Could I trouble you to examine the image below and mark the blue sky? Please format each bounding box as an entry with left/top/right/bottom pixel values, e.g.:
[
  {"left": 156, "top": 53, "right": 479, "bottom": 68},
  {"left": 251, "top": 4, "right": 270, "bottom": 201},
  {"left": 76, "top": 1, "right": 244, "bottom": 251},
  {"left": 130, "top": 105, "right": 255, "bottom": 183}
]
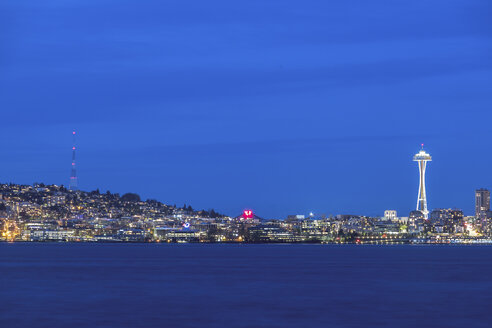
[{"left": 0, "top": 0, "right": 491, "bottom": 218}]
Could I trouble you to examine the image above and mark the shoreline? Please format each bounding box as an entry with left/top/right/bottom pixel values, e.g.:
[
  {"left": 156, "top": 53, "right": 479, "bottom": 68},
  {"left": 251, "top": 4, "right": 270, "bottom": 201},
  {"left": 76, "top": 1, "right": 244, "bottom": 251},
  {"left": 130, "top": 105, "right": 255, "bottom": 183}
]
[{"left": 3, "top": 240, "right": 492, "bottom": 245}]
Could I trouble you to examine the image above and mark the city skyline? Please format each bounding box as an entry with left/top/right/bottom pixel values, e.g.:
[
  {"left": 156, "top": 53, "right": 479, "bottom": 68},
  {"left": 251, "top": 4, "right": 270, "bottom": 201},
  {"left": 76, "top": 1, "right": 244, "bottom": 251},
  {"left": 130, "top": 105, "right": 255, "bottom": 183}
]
[{"left": 1, "top": 181, "right": 491, "bottom": 244}]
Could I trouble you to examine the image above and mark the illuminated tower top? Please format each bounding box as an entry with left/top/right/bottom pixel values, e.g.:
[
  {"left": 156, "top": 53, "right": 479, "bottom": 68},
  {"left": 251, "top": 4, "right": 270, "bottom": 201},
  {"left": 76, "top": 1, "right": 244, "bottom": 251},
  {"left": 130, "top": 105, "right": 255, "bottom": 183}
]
[{"left": 413, "top": 145, "right": 432, "bottom": 162}]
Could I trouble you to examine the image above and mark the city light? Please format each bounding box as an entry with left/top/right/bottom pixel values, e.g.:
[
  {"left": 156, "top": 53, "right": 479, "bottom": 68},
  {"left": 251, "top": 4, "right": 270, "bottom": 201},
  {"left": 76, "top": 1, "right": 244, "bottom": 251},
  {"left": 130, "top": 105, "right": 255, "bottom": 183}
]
[{"left": 243, "top": 210, "right": 253, "bottom": 219}]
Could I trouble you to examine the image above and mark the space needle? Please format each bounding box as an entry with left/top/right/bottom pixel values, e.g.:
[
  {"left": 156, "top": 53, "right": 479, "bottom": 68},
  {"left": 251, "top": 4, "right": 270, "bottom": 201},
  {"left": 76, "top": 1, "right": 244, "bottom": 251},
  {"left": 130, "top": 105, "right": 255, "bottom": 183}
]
[{"left": 413, "top": 144, "right": 432, "bottom": 219}]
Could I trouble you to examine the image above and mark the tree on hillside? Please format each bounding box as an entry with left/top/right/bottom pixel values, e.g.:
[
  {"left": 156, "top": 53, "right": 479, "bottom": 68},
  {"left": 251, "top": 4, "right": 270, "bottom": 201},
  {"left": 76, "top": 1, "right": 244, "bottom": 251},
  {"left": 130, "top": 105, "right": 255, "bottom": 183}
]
[{"left": 121, "top": 193, "right": 141, "bottom": 202}]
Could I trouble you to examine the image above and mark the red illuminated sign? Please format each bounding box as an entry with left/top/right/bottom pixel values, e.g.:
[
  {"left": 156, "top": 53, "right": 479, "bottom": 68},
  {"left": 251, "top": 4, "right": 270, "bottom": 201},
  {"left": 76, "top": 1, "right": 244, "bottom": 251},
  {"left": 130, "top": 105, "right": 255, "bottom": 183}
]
[{"left": 243, "top": 210, "right": 253, "bottom": 219}]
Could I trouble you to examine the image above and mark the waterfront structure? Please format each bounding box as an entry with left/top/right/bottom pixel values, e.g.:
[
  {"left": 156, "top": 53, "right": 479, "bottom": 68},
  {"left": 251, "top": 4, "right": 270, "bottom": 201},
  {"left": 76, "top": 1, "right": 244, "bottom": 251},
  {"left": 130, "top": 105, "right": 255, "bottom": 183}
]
[
  {"left": 154, "top": 228, "right": 200, "bottom": 242},
  {"left": 69, "top": 131, "right": 78, "bottom": 190},
  {"left": 475, "top": 189, "right": 490, "bottom": 219},
  {"left": 248, "top": 224, "right": 303, "bottom": 243},
  {"left": 413, "top": 145, "right": 432, "bottom": 219}
]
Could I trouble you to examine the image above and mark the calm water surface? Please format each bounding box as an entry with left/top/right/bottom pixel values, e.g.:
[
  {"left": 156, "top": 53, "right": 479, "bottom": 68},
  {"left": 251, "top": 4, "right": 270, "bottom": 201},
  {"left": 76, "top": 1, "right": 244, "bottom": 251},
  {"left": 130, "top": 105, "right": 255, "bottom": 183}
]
[{"left": 1, "top": 243, "right": 492, "bottom": 328}]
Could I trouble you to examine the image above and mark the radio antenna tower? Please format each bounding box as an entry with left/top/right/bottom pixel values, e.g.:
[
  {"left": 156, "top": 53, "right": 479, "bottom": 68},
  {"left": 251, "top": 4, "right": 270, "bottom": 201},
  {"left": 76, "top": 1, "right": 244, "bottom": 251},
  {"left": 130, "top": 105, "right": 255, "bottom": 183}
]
[
  {"left": 69, "top": 131, "right": 78, "bottom": 191},
  {"left": 413, "top": 144, "right": 432, "bottom": 219}
]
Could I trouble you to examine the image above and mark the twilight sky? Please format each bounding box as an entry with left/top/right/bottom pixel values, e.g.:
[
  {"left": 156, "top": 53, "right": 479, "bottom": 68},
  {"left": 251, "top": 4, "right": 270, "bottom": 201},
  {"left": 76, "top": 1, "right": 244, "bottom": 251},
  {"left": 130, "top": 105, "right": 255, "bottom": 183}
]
[{"left": 0, "top": 0, "right": 491, "bottom": 218}]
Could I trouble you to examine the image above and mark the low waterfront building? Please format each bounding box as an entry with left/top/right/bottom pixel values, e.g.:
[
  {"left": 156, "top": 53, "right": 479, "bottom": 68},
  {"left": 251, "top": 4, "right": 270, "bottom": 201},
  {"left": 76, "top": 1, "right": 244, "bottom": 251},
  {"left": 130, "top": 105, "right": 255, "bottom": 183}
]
[
  {"left": 154, "top": 228, "right": 199, "bottom": 242},
  {"left": 29, "top": 229, "right": 75, "bottom": 242}
]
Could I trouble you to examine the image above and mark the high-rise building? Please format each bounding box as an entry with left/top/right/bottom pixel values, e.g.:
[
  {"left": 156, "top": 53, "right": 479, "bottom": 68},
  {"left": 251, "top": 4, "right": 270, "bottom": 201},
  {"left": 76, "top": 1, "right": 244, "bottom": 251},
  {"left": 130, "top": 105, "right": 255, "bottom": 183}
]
[
  {"left": 475, "top": 189, "right": 490, "bottom": 218},
  {"left": 413, "top": 145, "right": 432, "bottom": 219}
]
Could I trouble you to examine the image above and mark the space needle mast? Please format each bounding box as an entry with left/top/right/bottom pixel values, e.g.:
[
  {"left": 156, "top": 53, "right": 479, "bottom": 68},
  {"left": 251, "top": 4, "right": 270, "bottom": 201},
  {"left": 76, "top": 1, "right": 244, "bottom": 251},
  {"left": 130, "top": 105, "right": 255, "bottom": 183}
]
[{"left": 413, "top": 144, "right": 432, "bottom": 219}]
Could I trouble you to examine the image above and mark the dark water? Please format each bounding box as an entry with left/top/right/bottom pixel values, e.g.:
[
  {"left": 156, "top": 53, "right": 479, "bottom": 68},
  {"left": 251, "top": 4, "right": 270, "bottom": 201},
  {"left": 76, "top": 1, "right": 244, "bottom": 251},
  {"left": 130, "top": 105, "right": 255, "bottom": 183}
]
[{"left": 1, "top": 244, "right": 492, "bottom": 328}]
